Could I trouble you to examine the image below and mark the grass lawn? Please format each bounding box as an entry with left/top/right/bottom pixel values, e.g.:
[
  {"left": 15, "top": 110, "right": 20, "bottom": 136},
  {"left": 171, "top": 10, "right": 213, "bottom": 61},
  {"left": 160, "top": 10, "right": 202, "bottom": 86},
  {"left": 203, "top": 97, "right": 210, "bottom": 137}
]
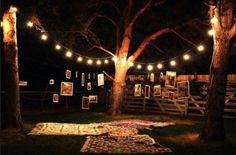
[{"left": 1, "top": 109, "right": 235, "bottom": 155}]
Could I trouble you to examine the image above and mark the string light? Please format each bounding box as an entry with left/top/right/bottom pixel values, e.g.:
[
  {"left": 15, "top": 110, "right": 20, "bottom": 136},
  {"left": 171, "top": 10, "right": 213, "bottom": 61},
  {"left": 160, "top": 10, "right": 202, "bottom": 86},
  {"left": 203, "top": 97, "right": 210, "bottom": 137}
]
[
  {"left": 65, "top": 51, "right": 73, "bottom": 58},
  {"left": 183, "top": 54, "right": 190, "bottom": 60},
  {"left": 10, "top": 6, "right": 18, "bottom": 12},
  {"left": 87, "top": 59, "right": 93, "bottom": 65},
  {"left": 41, "top": 34, "right": 48, "bottom": 41},
  {"left": 208, "top": 29, "right": 215, "bottom": 36},
  {"left": 96, "top": 60, "right": 101, "bottom": 65},
  {"left": 197, "top": 45, "right": 205, "bottom": 51},
  {"left": 137, "top": 64, "right": 142, "bottom": 69},
  {"left": 112, "top": 56, "right": 118, "bottom": 64},
  {"left": 55, "top": 44, "right": 61, "bottom": 50},
  {"left": 129, "top": 62, "right": 134, "bottom": 67},
  {"left": 147, "top": 65, "right": 153, "bottom": 71},
  {"left": 26, "top": 21, "right": 34, "bottom": 28},
  {"left": 170, "top": 60, "right": 176, "bottom": 66},
  {"left": 77, "top": 56, "right": 83, "bottom": 62},
  {"left": 121, "top": 58, "right": 127, "bottom": 65},
  {"left": 104, "top": 59, "right": 109, "bottom": 64},
  {"left": 210, "top": 17, "right": 218, "bottom": 24},
  {"left": 157, "top": 63, "right": 163, "bottom": 69}
]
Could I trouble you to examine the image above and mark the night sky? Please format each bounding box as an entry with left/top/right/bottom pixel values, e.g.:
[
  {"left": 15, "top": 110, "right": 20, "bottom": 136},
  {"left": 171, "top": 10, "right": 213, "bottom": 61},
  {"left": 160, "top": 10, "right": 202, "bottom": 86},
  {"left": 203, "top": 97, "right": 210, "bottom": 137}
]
[{"left": 1, "top": 0, "right": 236, "bottom": 91}]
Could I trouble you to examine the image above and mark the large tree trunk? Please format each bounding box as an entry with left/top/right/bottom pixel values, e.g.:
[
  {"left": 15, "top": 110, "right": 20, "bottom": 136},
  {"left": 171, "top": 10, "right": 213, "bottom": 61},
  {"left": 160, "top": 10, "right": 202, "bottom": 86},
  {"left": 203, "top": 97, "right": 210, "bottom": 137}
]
[
  {"left": 108, "top": 62, "right": 128, "bottom": 115},
  {"left": 200, "top": 0, "right": 235, "bottom": 141},
  {"left": 3, "top": 6, "right": 23, "bottom": 128}
]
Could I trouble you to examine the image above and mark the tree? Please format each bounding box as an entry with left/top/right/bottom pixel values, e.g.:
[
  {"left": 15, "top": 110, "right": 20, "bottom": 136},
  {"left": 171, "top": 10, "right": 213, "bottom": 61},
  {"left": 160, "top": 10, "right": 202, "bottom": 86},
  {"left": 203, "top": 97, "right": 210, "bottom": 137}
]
[
  {"left": 3, "top": 6, "right": 23, "bottom": 128},
  {"left": 200, "top": 0, "right": 235, "bottom": 141}
]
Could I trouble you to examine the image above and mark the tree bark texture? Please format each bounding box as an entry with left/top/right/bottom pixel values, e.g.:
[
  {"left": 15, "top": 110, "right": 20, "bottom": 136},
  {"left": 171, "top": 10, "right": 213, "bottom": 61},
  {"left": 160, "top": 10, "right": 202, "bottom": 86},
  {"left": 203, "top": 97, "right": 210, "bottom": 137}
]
[{"left": 3, "top": 7, "right": 23, "bottom": 128}]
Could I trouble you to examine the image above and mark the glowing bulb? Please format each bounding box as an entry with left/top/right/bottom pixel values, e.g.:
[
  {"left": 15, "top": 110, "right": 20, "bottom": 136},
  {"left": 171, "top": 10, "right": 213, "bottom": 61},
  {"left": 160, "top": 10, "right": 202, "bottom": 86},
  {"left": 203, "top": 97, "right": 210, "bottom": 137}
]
[
  {"left": 210, "top": 17, "right": 218, "bottom": 24},
  {"left": 197, "top": 45, "right": 205, "bottom": 51},
  {"left": 87, "top": 59, "right": 93, "bottom": 65},
  {"left": 112, "top": 56, "right": 118, "bottom": 63},
  {"left": 55, "top": 44, "right": 61, "bottom": 50},
  {"left": 41, "top": 34, "right": 48, "bottom": 41},
  {"left": 183, "top": 54, "right": 190, "bottom": 60},
  {"left": 147, "top": 65, "right": 153, "bottom": 71},
  {"left": 26, "top": 21, "right": 34, "bottom": 27},
  {"left": 77, "top": 56, "right": 83, "bottom": 62},
  {"left": 208, "top": 29, "right": 215, "bottom": 36},
  {"left": 96, "top": 60, "right": 101, "bottom": 65},
  {"left": 137, "top": 64, "right": 142, "bottom": 69},
  {"left": 121, "top": 58, "right": 126, "bottom": 64},
  {"left": 129, "top": 62, "right": 134, "bottom": 67},
  {"left": 10, "top": 6, "right": 18, "bottom": 12},
  {"left": 170, "top": 60, "right": 176, "bottom": 66},
  {"left": 104, "top": 59, "right": 109, "bottom": 64},
  {"left": 157, "top": 63, "right": 163, "bottom": 69},
  {"left": 65, "top": 51, "right": 73, "bottom": 58}
]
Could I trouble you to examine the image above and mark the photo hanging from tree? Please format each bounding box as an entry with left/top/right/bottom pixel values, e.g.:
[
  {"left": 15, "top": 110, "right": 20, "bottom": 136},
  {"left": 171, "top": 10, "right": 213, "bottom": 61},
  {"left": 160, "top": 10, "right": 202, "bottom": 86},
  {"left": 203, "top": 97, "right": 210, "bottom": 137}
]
[
  {"left": 145, "top": 85, "right": 150, "bottom": 99},
  {"left": 60, "top": 82, "right": 73, "bottom": 96},
  {"left": 52, "top": 94, "right": 59, "bottom": 103},
  {"left": 82, "top": 96, "right": 90, "bottom": 110},
  {"left": 168, "top": 91, "right": 175, "bottom": 100},
  {"left": 75, "top": 71, "right": 78, "bottom": 78},
  {"left": 97, "top": 73, "right": 105, "bottom": 86},
  {"left": 66, "top": 69, "right": 71, "bottom": 79},
  {"left": 89, "top": 95, "right": 98, "bottom": 103},
  {"left": 49, "top": 79, "right": 54, "bottom": 85},
  {"left": 165, "top": 71, "right": 176, "bottom": 88},
  {"left": 162, "top": 91, "right": 169, "bottom": 99},
  {"left": 87, "top": 82, "right": 92, "bottom": 90},
  {"left": 177, "top": 81, "right": 190, "bottom": 98},
  {"left": 81, "top": 73, "right": 85, "bottom": 86},
  {"left": 154, "top": 85, "right": 161, "bottom": 96},
  {"left": 134, "top": 84, "right": 142, "bottom": 96},
  {"left": 150, "top": 73, "right": 155, "bottom": 82}
]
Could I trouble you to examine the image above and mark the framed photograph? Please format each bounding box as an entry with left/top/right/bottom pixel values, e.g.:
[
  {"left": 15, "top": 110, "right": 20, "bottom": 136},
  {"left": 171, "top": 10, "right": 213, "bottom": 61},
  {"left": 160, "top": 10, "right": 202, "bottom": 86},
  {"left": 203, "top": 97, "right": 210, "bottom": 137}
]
[
  {"left": 145, "top": 85, "right": 150, "bottom": 99},
  {"left": 150, "top": 73, "right": 155, "bottom": 82},
  {"left": 75, "top": 71, "right": 78, "bottom": 78},
  {"left": 60, "top": 82, "right": 73, "bottom": 96},
  {"left": 53, "top": 94, "right": 59, "bottom": 103},
  {"left": 168, "top": 91, "right": 175, "bottom": 100},
  {"left": 134, "top": 84, "right": 142, "bottom": 97},
  {"left": 66, "top": 69, "right": 71, "bottom": 79},
  {"left": 87, "top": 82, "right": 92, "bottom": 90},
  {"left": 162, "top": 91, "right": 169, "bottom": 99},
  {"left": 81, "top": 73, "right": 85, "bottom": 86},
  {"left": 154, "top": 85, "right": 162, "bottom": 96},
  {"left": 82, "top": 96, "right": 90, "bottom": 110},
  {"left": 19, "top": 81, "right": 27, "bottom": 86},
  {"left": 49, "top": 79, "right": 54, "bottom": 85},
  {"left": 97, "top": 73, "right": 105, "bottom": 86},
  {"left": 89, "top": 95, "right": 98, "bottom": 103},
  {"left": 165, "top": 71, "right": 176, "bottom": 88},
  {"left": 177, "top": 81, "right": 190, "bottom": 98}
]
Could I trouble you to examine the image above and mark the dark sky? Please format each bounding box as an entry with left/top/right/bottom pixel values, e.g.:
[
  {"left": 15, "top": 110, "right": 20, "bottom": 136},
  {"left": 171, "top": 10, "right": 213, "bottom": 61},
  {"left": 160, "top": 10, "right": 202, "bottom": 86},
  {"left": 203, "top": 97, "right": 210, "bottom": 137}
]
[{"left": 1, "top": 0, "right": 236, "bottom": 90}]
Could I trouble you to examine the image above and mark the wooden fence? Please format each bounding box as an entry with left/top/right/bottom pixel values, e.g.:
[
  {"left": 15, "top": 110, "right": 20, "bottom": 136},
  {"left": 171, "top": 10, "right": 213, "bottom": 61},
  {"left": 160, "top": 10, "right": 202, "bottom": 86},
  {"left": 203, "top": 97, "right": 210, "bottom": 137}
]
[{"left": 123, "top": 81, "right": 236, "bottom": 118}]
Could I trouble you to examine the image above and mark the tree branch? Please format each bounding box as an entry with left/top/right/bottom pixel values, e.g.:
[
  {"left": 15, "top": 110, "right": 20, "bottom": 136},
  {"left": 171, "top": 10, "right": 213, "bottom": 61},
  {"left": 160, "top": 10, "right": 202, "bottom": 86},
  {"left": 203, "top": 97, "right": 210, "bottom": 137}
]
[
  {"left": 171, "top": 29, "right": 197, "bottom": 47},
  {"left": 228, "top": 24, "right": 236, "bottom": 40},
  {"left": 95, "top": 45, "right": 115, "bottom": 56}
]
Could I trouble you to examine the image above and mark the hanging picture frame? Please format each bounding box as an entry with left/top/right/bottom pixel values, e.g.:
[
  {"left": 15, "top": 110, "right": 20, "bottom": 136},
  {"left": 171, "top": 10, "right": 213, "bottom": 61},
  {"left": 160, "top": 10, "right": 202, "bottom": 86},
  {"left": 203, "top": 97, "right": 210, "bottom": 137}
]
[
  {"left": 177, "top": 81, "right": 190, "bottom": 98},
  {"left": 52, "top": 94, "right": 59, "bottom": 103},
  {"left": 75, "top": 71, "right": 78, "bottom": 78},
  {"left": 145, "top": 85, "right": 150, "bottom": 99},
  {"left": 168, "top": 91, "right": 175, "bottom": 100},
  {"left": 150, "top": 73, "right": 155, "bottom": 82},
  {"left": 89, "top": 95, "right": 98, "bottom": 103},
  {"left": 88, "top": 73, "right": 91, "bottom": 79},
  {"left": 66, "top": 69, "right": 71, "bottom": 79},
  {"left": 60, "top": 82, "right": 73, "bottom": 96},
  {"left": 81, "top": 73, "right": 85, "bottom": 86},
  {"left": 97, "top": 73, "right": 105, "bottom": 86},
  {"left": 154, "top": 85, "right": 161, "bottom": 96},
  {"left": 162, "top": 91, "right": 169, "bottom": 99},
  {"left": 134, "top": 84, "right": 142, "bottom": 97},
  {"left": 165, "top": 71, "right": 176, "bottom": 88},
  {"left": 82, "top": 96, "right": 90, "bottom": 110},
  {"left": 87, "top": 82, "right": 92, "bottom": 90},
  {"left": 49, "top": 79, "right": 54, "bottom": 85}
]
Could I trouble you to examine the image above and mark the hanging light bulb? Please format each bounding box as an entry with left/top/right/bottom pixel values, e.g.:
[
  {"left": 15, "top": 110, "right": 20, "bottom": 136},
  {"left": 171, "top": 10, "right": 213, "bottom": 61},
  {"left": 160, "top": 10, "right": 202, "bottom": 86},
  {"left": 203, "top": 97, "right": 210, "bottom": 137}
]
[
  {"left": 41, "top": 34, "right": 48, "bottom": 41},
  {"left": 197, "top": 45, "right": 205, "bottom": 51},
  {"left": 137, "top": 64, "right": 142, "bottom": 69},
  {"left": 55, "top": 44, "right": 61, "bottom": 50},
  {"left": 96, "top": 60, "right": 101, "bottom": 65},
  {"left": 1, "top": 21, "right": 3, "bottom": 28},
  {"left": 170, "top": 60, "right": 176, "bottom": 66},
  {"left": 26, "top": 21, "right": 34, "bottom": 28},
  {"left": 157, "top": 63, "right": 163, "bottom": 69},
  {"left": 10, "top": 6, "right": 18, "bottom": 12},
  {"left": 210, "top": 17, "right": 218, "bottom": 24},
  {"left": 104, "top": 59, "right": 109, "bottom": 64},
  {"left": 65, "top": 51, "right": 73, "bottom": 58},
  {"left": 183, "top": 54, "right": 190, "bottom": 60},
  {"left": 147, "top": 65, "right": 153, "bottom": 71},
  {"left": 112, "top": 56, "right": 118, "bottom": 64},
  {"left": 129, "top": 62, "right": 134, "bottom": 67},
  {"left": 87, "top": 59, "right": 93, "bottom": 65},
  {"left": 208, "top": 29, "right": 215, "bottom": 36},
  {"left": 77, "top": 56, "right": 83, "bottom": 62},
  {"left": 121, "top": 58, "right": 127, "bottom": 65}
]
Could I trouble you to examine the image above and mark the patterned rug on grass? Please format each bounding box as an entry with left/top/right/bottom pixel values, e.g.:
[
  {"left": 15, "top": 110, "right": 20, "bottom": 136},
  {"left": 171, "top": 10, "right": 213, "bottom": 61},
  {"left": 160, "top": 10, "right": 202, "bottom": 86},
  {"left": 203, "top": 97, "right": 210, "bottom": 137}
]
[
  {"left": 80, "top": 135, "right": 172, "bottom": 154},
  {"left": 28, "top": 120, "right": 174, "bottom": 135}
]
